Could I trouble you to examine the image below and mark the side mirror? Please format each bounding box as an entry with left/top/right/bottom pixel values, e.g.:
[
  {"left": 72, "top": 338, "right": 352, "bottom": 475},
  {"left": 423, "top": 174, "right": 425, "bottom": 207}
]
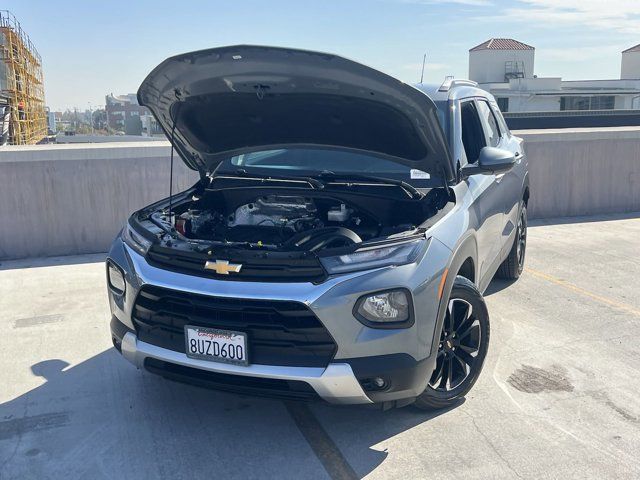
[{"left": 461, "top": 147, "right": 516, "bottom": 177}]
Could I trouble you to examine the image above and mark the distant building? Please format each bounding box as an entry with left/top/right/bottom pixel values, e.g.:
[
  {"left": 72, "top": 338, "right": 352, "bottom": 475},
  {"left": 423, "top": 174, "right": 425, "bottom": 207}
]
[
  {"left": 105, "top": 93, "right": 149, "bottom": 134},
  {"left": 621, "top": 44, "right": 640, "bottom": 80},
  {"left": 469, "top": 38, "right": 640, "bottom": 113},
  {"left": 105, "top": 93, "right": 164, "bottom": 136},
  {"left": 46, "top": 106, "right": 55, "bottom": 133}
]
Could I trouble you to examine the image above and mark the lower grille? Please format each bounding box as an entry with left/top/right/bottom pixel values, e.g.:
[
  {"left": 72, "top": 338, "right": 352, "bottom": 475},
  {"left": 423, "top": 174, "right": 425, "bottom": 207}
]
[
  {"left": 132, "top": 285, "right": 337, "bottom": 368},
  {"left": 144, "top": 358, "right": 319, "bottom": 401}
]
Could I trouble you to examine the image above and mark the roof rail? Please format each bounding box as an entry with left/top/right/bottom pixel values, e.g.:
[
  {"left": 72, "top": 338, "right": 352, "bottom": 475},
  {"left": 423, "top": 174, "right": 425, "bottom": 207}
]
[{"left": 438, "top": 78, "right": 479, "bottom": 92}]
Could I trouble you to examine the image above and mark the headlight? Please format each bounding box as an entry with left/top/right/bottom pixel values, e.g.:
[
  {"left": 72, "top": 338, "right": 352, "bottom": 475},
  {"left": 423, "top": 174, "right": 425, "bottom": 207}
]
[
  {"left": 122, "top": 221, "right": 152, "bottom": 256},
  {"left": 320, "top": 239, "right": 426, "bottom": 274},
  {"left": 107, "top": 261, "right": 126, "bottom": 295},
  {"left": 354, "top": 289, "right": 413, "bottom": 327}
]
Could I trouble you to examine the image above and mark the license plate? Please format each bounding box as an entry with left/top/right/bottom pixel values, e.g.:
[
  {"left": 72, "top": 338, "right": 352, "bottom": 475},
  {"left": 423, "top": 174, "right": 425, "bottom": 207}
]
[{"left": 184, "top": 326, "right": 248, "bottom": 366}]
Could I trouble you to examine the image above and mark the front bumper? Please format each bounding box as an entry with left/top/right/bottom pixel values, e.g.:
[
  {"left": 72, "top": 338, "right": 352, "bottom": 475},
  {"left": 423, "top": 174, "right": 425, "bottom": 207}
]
[
  {"left": 120, "top": 329, "right": 372, "bottom": 404},
  {"left": 108, "top": 237, "right": 450, "bottom": 405}
]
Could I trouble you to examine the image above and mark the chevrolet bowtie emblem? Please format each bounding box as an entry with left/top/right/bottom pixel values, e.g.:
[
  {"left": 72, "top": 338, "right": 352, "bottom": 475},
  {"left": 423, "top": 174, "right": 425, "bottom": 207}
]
[{"left": 204, "top": 260, "right": 242, "bottom": 275}]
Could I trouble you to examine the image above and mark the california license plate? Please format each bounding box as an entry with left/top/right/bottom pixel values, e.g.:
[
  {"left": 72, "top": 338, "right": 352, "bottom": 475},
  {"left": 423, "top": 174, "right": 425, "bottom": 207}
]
[{"left": 184, "top": 326, "right": 248, "bottom": 366}]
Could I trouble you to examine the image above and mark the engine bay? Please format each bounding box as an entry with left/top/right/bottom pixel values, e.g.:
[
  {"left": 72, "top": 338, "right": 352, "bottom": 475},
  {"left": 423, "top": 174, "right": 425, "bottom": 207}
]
[
  {"left": 165, "top": 194, "right": 418, "bottom": 252},
  {"left": 140, "top": 184, "right": 450, "bottom": 255}
]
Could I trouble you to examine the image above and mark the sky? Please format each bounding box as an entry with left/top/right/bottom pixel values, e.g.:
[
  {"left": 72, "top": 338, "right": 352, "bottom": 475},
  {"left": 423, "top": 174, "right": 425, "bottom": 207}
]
[{"left": 5, "top": 0, "right": 639, "bottom": 111}]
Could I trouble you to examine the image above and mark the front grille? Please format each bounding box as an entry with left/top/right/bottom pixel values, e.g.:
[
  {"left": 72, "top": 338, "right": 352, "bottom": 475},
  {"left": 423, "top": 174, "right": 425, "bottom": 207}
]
[
  {"left": 132, "top": 285, "right": 337, "bottom": 368},
  {"left": 144, "top": 358, "right": 319, "bottom": 400},
  {"left": 146, "top": 245, "right": 327, "bottom": 283}
]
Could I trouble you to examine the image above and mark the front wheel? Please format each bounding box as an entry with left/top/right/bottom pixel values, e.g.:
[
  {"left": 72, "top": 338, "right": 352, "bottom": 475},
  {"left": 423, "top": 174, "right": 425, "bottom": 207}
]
[{"left": 414, "top": 276, "right": 490, "bottom": 410}]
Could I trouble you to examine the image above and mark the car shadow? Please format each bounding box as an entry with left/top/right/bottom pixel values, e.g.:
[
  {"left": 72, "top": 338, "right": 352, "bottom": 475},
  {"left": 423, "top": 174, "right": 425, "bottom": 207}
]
[
  {"left": 484, "top": 277, "right": 517, "bottom": 296},
  {"left": 0, "top": 349, "right": 460, "bottom": 479},
  {"left": 0, "top": 253, "right": 107, "bottom": 271},
  {"left": 528, "top": 211, "right": 640, "bottom": 227}
]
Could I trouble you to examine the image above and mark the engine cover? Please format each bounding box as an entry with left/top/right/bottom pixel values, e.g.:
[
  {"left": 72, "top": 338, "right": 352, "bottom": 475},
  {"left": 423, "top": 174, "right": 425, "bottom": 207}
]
[{"left": 228, "top": 195, "right": 318, "bottom": 231}]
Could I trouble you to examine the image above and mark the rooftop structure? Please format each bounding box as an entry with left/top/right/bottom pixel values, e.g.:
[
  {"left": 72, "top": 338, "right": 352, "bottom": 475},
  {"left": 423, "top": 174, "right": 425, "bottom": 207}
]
[
  {"left": 621, "top": 44, "right": 640, "bottom": 80},
  {"left": 469, "top": 38, "right": 640, "bottom": 113},
  {"left": 0, "top": 10, "right": 47, "bottom": 144},
  {"left": 470, "top": 38, "right": 534, "bottom": 52},
  {"left": 622, "top": 44, "right": 640, "bottom": 54}
]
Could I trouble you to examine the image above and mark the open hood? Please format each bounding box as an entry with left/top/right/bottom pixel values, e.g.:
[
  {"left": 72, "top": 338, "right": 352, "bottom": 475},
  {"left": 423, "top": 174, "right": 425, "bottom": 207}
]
[{"left": 138, "top": 45, "right": 454, "bottom": 182}]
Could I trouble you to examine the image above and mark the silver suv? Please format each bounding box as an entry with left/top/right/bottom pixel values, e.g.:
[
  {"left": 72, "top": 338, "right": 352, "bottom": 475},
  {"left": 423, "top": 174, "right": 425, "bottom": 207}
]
[{"left": 106, "top": 46, "right": 529, "bottom": 409}]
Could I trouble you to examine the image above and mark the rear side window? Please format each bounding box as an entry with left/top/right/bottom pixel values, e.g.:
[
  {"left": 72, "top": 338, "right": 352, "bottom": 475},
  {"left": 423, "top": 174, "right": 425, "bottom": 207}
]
[{"left": 476, "top": 100, "right": 501, "bottom": 147}]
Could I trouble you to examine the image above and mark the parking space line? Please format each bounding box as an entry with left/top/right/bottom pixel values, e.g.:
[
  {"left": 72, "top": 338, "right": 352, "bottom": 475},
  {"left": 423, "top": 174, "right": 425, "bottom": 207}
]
[
  {"left": 284, "top": 401, "right": 358, "bottom": 480},
  {"left": 527, "top": 268, "right": 640, "bottom": 318}
]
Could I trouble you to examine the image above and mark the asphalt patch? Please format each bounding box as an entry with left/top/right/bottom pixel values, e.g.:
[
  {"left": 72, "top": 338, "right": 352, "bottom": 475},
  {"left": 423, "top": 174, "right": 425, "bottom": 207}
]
[
  {"left": 507, "top": 364, "right": 574, "bottom": 393},
  {"left": 0, "top": 412, "right": 70, "bottom": 440},
  {"left": 13, "top": 314, "right": 64, "bottom": 329}
]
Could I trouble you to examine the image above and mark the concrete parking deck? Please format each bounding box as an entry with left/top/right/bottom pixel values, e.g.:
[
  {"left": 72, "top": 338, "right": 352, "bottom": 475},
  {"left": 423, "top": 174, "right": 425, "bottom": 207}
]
[{"left": 1, "top": 213, "right": 639, "bottom": 479}]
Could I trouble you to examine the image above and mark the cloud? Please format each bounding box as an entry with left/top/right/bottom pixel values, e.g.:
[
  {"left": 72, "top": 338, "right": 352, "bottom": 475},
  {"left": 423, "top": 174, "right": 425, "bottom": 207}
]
[
  {"left": 402, "top": 62, "right": 450, "bottom": 71},
  {"left": 396, "top": 0, "right": 493, "bottom": 6},
  {"left": 502, "top": 1, "right": 640, "bottom": 34},
  {"left": 542, "top": 45, "right": 629, "bottom": 62}
]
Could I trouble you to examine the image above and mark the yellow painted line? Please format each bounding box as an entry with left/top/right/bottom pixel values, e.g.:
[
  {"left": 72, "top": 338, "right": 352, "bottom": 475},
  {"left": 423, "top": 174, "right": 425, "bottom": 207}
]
[{"left": 527, "top": 268, "right": 640, "bottom": 318}]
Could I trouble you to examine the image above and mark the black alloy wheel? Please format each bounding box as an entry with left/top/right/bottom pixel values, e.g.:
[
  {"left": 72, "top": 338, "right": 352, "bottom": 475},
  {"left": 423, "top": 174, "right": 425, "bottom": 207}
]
[
  {"left": 516, "top": 206, "right": 527, "bottom": 271},
  {"left": 415, "top": 276, "right": 490, "bottom": 410},
  {"left": 428, "top": 298, "right": 481, "bottom": 391}
]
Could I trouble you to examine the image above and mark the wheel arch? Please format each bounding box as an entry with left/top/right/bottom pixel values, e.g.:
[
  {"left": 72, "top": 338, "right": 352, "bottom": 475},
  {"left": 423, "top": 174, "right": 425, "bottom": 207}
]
[
  {"left": 447, "top": 235, "right": 479, "bottom": 285},
  {"left": 457, "top": 257, "right": 475, "bottom": 284},
  {"left": 522, "top": 171, "right": 530, "bottom": 206},
  {"left": 428, "top": 234, "right": 479, "bottom": 357}
]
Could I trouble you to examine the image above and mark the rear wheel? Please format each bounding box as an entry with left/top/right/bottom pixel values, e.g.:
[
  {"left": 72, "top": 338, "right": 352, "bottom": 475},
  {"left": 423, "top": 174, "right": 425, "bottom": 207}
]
[
  {"left": 497, "top": 203, "right": 527, "bottom": 280},
  {"left": 414, "top": 276, "right": 490, "bottom": 410}
]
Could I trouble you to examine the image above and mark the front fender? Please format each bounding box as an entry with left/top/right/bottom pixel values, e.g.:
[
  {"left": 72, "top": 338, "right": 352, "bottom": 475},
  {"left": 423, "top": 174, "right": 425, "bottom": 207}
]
[{"left": 427, "top": 234, "right": 479, "bottom": 357}]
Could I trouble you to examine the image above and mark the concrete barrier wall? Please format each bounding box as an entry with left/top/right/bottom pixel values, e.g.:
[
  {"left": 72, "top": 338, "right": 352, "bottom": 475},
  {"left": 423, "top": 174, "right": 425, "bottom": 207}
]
[
  {"left": 1, "top": 127, "right": 639, "bottom": 260},
  {"left": 516, "top": 127, "right": 640, "bottom": 219},
  {"left": 0, "top": 143, "right": 198, "bottom": 260}
]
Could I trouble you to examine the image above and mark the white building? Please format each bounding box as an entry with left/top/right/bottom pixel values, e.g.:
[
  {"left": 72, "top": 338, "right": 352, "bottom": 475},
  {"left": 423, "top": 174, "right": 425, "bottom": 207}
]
[
  {"left": 469, "top": 39, "right": 640, "bottom": 112},
  {"left": 621, "top": 44, "right": 640, "bottom": 80}
]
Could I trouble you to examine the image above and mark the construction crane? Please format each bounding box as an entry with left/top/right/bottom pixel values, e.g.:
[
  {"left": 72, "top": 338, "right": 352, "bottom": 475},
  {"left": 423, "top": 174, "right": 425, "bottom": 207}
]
[{"left": 0, "top": 10, "right": 47, "bottom": 145}]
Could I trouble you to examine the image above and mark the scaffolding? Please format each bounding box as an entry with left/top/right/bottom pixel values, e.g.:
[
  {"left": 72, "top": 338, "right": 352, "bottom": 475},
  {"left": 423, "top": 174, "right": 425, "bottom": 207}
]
[{"left": 0, "top": 10, "right": 47, "bottom": 145}]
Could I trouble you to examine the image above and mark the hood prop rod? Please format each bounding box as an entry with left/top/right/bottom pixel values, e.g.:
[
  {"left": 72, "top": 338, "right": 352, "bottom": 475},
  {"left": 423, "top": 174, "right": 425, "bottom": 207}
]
[{"left": 168, "top": 100, "right": 182, "bottom": 225}]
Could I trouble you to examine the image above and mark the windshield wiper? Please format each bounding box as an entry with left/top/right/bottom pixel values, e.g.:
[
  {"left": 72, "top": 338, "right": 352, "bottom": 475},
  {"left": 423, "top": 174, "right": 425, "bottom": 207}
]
[
  {"left": 214, "top": 169, "right": 325, "bottom": 189},
  {"left": 314, "top": 170, "right": 423, "bottom": 199}
]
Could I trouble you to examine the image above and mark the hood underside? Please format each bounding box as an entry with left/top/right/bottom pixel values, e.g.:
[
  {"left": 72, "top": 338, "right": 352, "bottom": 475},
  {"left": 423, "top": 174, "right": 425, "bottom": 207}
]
[{"left": 137, "top": 45, "right": 454, "bottom": 182}]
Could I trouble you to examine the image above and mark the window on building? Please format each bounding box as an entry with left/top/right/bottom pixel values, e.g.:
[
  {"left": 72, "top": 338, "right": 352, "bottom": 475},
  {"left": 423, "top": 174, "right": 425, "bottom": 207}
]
[
  {"left": 560, "top": 96, "right": 615, "bottom": 111},
  {"left": 504, "top": 61, "right": 525, "bottom": 79},
  {"left": 129, "top": 111, "right": 140, "bottom": 116},
  {"left": 496, "top": 97, "right": 509, "bottom": 113}
]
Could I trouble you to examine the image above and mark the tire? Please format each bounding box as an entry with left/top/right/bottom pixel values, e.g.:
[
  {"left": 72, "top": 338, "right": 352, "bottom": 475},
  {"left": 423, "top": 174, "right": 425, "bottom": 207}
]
[
  {"left": 414, "top": 276, "right": 490, "bottom": 410},
  {"left": 497, "top": 203, "right": 527, "bottom": 280}
]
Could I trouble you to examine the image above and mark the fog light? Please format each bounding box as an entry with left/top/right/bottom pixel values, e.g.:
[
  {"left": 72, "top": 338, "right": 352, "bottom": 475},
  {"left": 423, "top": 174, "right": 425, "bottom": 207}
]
[
  {"left": 355, "top": 289, "right": 412, "bottom": 326},
  {"left": 360, "top": 377, "right": 388, "bottom": 391},
  {"left": 107, "top": 262, "right": 126, "bottom": 295}
]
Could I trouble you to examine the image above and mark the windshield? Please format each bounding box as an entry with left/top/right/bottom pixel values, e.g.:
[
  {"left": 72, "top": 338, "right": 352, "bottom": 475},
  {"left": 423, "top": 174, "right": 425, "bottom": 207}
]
[{"left": 217, "top": 148, "right": 443, "bottom": 187}]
